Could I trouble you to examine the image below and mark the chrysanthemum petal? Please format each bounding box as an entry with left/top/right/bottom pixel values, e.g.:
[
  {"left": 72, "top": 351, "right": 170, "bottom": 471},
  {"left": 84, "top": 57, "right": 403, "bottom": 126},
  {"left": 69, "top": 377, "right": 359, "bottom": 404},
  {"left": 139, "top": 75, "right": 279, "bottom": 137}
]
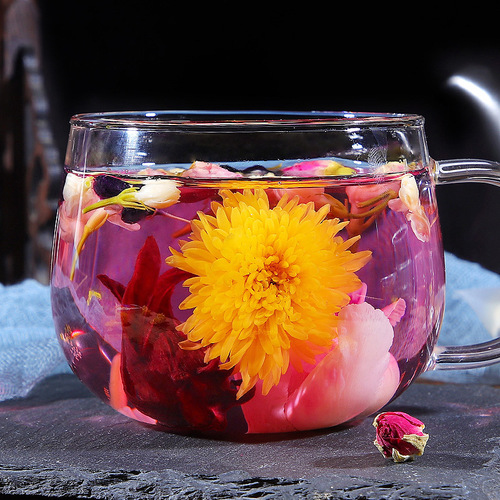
[{"left": 167, "top": 188, "right": 371, "bottom": 397}]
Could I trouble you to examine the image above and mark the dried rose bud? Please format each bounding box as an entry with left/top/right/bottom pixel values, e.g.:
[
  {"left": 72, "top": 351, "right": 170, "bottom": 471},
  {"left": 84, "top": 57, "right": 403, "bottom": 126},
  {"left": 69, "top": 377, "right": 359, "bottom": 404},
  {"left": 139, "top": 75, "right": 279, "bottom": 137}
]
[{"left": 373, "top": 411, "right": 429, "bottom": 462}]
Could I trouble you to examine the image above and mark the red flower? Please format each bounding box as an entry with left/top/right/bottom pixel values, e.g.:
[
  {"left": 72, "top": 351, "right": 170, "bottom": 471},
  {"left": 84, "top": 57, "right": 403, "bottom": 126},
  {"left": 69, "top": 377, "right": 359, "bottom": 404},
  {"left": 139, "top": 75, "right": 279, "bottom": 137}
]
[
  {"left": 98, "top": 236, "right": 252, "bottom": 434},
  {"left": 373, "top": 411, "right": 429, "bottom": 462}
]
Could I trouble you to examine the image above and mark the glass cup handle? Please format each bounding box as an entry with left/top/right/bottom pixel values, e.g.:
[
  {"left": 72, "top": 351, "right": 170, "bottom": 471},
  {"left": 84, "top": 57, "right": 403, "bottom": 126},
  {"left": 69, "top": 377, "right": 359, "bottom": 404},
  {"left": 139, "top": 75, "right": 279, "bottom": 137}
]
[{"left": 429, "top": 158, "right": 500, "bottom": 370}]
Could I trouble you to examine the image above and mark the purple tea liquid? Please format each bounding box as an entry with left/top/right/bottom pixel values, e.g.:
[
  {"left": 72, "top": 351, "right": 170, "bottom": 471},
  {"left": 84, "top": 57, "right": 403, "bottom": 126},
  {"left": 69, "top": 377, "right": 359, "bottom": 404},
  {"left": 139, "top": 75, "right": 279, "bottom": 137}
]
[{"left": 51, "top": 166, "right": 445, "bottom": 434}]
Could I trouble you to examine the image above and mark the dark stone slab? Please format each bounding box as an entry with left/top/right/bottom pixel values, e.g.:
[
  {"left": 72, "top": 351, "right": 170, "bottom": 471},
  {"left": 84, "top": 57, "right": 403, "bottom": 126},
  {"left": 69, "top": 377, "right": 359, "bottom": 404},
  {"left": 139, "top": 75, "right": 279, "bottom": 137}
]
[{"left": 0, "top": 374, "right": 499, "bottom": 498}]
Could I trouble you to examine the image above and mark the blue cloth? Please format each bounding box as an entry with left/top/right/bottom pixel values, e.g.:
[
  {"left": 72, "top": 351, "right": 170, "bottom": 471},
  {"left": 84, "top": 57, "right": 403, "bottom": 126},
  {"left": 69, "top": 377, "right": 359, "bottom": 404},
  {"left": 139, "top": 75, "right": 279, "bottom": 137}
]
[
  {"left": 421, "top": 252, "right": 500, "bottom": 384},
  {"left": 0, "top": 279, "right": 70, "bottom": 401},
  {"left": 0, "top": 252, "right": 500, "bottom": 402}
]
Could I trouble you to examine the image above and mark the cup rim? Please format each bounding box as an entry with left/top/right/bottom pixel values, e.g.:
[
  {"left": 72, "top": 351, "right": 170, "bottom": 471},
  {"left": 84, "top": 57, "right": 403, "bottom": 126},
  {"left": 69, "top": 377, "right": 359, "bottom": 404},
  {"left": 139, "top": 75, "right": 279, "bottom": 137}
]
[{"left": 69, "top": 110, "right": 425, "bottom": 130}]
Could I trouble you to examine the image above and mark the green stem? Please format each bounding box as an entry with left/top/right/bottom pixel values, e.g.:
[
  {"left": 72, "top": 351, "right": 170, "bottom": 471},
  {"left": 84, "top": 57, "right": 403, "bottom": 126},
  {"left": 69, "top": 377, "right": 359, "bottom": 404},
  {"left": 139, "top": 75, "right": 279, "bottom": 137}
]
[{"left": 83, "top": 187, "right": 147, "bottom": 214}]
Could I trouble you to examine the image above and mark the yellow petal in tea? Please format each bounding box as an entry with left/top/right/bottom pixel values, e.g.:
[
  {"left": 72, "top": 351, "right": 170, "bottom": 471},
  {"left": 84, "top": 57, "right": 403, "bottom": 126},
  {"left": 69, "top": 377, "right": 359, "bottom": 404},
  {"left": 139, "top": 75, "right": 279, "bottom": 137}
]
[{"left": 166, "top": 189, "right": 371, "bottom": 398}]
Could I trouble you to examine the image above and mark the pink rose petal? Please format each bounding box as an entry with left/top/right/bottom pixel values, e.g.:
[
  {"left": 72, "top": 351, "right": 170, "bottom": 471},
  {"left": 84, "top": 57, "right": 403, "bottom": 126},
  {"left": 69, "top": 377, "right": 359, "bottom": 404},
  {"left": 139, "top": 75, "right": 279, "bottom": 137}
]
[
  {"left": 382, "top": 298, "right": 406, "bottom": 327},
  {"left": 282, "top": 160, "right": 354, "bottom": 177},
  {"left": 359, "top": 354, "right": 400, "bottom": 418},
  {"left": 285, "top": 302, "right": 399, "bottom": 431},
  {"left": 241, "top": 369, "right": 304, "bottom": 434},
  {"left": 241, "top": 302, "right": 401, "bottom": 433},
  {"left": 349, "top": 282, "right": 368, "bottom": 304},
  {"left": 182, "top": 161, "right": 243, "bottom": 178}
]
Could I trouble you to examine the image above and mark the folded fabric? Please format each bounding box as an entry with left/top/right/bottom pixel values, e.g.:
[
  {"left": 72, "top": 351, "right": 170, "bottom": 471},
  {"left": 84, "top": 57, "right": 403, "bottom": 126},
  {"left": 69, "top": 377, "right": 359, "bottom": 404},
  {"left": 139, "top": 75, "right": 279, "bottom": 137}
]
[
  {"left": 421, "top": 252, "right": 500, "bottom": 384},
  {"left": 0, "top": 252, "right": 499, "bottom": 402},
  {"left": 0, "top": 279, "right": 70, "bottom": 401}
]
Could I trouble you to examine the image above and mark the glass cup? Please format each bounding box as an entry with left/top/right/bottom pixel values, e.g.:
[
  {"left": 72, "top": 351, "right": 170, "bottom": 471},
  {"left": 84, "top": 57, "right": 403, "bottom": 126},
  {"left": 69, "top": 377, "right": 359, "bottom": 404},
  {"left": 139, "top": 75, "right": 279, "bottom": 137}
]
[{"left": 50, "top": 111, "right": 500, "bottom": 435}]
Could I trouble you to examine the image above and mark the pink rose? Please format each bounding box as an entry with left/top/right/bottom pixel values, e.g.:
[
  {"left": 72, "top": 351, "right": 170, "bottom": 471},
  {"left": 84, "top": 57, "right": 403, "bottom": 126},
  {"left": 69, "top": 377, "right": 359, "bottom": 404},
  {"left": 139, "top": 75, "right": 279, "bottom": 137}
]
[
  {"left": 282, "top": 160, "right": 354, "bottom": 177},
  {"left": 284, "top": 302, "right": 399, "bottom": 431},
  {"left": 373, "top": 411, "right": 429, "bottom": 462},
  {"left": 344, "top": 177, "right": 400, "bottom": 237},
  {"left": 241, "top": 302, "right": 401, "bottom": 433},
  {"left": 182, "top": 161, "right": 243, "bottom": 178}
]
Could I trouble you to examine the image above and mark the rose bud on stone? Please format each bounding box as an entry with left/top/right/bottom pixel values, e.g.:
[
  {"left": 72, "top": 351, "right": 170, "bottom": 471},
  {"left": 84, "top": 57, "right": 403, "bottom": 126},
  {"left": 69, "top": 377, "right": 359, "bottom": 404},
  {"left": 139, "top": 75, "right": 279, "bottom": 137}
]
[{"left": 373, "top": 411, "right": 429, "bottom": 462}]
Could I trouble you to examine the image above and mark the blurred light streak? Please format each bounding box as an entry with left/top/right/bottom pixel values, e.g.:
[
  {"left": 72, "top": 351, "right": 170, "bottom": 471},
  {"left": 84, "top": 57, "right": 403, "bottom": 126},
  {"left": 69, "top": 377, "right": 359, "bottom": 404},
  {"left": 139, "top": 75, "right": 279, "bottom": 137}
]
[{"left": 448, "top": 73, "right": 500, "bottom": 156}]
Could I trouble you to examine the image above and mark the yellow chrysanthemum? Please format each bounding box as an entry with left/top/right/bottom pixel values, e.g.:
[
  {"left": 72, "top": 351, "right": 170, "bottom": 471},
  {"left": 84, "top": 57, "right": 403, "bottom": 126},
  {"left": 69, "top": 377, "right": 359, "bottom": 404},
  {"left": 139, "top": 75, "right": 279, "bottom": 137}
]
[{"left": 166, "top": 189, "right": 371, "bottom": 398}]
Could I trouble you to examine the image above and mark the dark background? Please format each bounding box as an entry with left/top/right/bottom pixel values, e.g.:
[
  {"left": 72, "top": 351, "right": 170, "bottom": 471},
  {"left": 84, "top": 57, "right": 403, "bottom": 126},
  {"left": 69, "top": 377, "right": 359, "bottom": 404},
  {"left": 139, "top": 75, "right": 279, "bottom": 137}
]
[{"left": 37, "top": 2, "right": 500, "bottom": 274}]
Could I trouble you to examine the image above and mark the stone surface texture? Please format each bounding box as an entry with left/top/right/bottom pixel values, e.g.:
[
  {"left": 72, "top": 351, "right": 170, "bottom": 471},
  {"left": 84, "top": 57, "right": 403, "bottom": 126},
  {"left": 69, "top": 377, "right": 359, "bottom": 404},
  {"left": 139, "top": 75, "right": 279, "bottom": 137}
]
[{"left": 0, "top": 374, "right": 498, "bottom": 499}]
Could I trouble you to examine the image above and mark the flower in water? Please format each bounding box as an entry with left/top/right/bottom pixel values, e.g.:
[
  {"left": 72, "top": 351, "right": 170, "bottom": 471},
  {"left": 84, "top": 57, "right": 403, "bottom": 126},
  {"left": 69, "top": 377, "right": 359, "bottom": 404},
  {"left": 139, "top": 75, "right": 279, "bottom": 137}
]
[
  {"left": 267, "top": 187, "right": 334, "bottom": 212},
  {"left": 282, "top": 159, "right": 355, "bottom": 177},
  {"left": 59, "top": 173, "right": 100, "bottom": 244},
  {"left": 166, "top": 189, "right": 371, "bottom": 399},
  {"left": 388, "top": 174, "right": 431, "bottom": 242},
  {"left": 373, "top": 411, "right": 429, "bottom": 462},
  {"left": 66, "top": 174, "right": 180, "bottom": 280},
  {"left": 84, "top": 175, "right": 180, "bottom": 213},
  {"left": 98, "top": 236, "right": 251, "bottom": 433},
  {"left": 344, "top": 182, "right": 399, "bottom": 237},
  {"left": 133, "top": 179, "right": 181, "bottom": 209},
  {"left": 60, "top": 174, "right": 135, "bottom": 280},
  {"left": 240, "top": 300, "right": 402, "bottom": 433},
  {"left": 182, "top": 161, "right": 244, "bottom": 178}
]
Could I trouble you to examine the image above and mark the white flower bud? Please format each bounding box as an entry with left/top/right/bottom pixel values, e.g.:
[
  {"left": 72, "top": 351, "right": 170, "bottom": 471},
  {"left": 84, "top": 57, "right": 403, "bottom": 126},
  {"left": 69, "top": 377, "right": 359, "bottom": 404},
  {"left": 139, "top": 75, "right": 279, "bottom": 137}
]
[
  {"left": 63, "top": 173, "right": 92, "bottom": 201},
  {"left": 134, "top": 179, "right": 180, "bottom": 209}
]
